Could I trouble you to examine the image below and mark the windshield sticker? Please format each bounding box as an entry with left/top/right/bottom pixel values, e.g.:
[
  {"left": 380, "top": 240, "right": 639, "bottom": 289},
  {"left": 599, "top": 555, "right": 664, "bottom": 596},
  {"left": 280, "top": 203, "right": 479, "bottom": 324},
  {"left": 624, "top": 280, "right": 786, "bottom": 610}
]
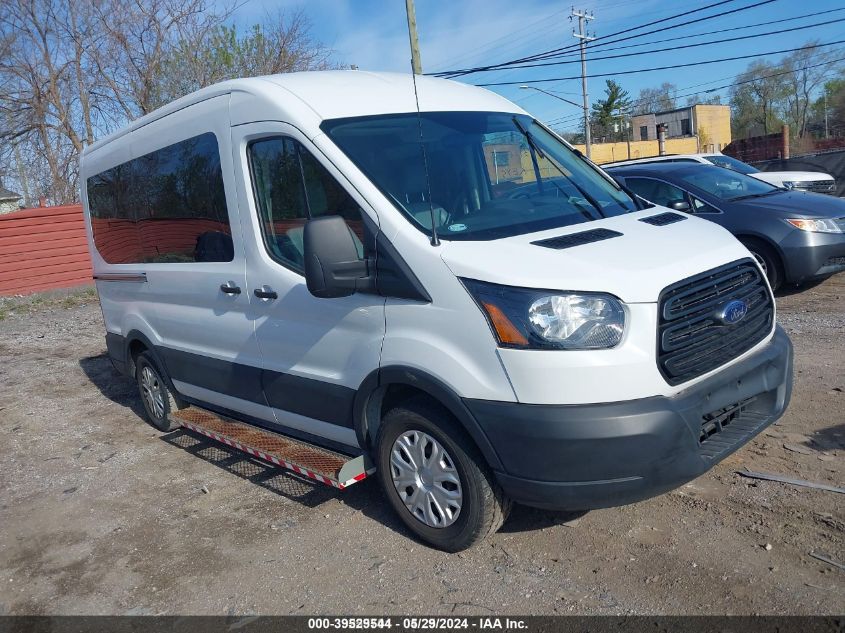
[{"left": 448, "top": 223, "right": 467, "bottom": 232}]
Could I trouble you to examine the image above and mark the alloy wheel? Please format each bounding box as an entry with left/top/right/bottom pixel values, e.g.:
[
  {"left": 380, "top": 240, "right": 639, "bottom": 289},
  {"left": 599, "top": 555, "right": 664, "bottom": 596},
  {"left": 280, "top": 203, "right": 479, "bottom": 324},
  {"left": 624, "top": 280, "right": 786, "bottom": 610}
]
[{"left": 140, "top": 365, "right": 166, "bottom": 420}]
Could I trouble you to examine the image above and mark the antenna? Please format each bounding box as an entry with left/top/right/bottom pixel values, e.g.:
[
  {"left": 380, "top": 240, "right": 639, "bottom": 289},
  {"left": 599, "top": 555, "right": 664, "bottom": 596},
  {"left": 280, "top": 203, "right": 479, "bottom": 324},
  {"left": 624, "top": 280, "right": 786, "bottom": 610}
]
[
  {"left": 406, "top": 0, "right": 440, "bottom": 246},
  {"left": 410, "top": 73, "right": 440, "bottom": 247}
]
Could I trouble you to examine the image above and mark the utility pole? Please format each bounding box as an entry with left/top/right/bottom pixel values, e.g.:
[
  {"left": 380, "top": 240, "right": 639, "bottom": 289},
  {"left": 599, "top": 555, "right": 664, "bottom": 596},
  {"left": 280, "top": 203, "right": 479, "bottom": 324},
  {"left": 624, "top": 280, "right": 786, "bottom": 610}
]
[
  {"left": 405, "top": 0, "right": 423, "bottom": 75},
  {"left": 571, "top": 8, "right": 595, "bottom": 159},
  {"left": 824, "top": 90, "right": 829, "bottom": 139},
  {"left": 616, "top": 106, "right": 631, "bottom": 159}
]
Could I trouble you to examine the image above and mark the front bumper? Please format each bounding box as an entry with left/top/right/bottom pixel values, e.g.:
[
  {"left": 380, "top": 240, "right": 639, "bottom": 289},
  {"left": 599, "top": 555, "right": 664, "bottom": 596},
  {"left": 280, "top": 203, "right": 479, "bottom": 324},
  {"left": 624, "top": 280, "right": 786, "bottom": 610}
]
[
  {"left": 780, "top": 230, "right": 845, "bottom": 283},
  {"left": 464, "top": 326, "right": 793, "bottom": 510}
]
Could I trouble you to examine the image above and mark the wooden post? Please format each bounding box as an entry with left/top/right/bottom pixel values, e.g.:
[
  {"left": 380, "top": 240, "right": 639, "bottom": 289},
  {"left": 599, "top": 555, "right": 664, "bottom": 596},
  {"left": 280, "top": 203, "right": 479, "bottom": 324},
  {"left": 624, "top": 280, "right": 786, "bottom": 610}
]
[{"left": 781, "top": 125, "right": 790, "bottom": 160}]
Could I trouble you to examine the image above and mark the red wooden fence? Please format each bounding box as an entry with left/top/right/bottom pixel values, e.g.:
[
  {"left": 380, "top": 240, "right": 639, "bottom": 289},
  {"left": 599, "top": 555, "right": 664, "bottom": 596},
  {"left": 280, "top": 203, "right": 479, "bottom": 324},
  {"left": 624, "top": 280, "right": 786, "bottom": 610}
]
[{"left": 0, "top": 204, "right": 93, "bottom": 296}]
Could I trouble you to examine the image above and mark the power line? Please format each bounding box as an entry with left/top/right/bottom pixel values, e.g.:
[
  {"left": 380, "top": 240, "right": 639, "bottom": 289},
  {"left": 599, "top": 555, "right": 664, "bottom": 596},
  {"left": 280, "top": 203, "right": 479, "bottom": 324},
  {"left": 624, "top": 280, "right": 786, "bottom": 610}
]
[
  {"left": 436, "top": 0, "right": 778, "bottom": 78},
  {"left": 454, "top": 0, "right": 740, "bottom": 86},
  {"left": 541, "top": 53, "right": 845, "bottom": 127},
  {"left": 465, "top": 16, "right": 845, "bottom": 73},
  {"left": 426, "top": 8, "right": 569, "bottom": 73},
  {"left": 437, "top": 0, "right": 739, "bottom": 78},
  {"left": 557, "top": 6, "right": 845, "bottom": 58},
  {"left": 444, "top": 0, "right": 743, "bottom": 77},
  {"left": 477, "top": 39, "right": 845, "bottom": 87}
]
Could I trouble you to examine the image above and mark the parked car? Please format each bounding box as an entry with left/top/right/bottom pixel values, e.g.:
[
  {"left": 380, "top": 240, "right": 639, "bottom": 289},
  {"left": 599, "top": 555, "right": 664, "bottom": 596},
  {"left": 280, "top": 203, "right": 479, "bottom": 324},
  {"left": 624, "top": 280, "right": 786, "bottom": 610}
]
[
  {"left": 81, "top": 71, "right": 792, "bottom": 551},
  {"left": 608, "top": 163, "right": 845, "bottom": 291},
  {"left": 604, "top": 153, "right": 836, "bottom": 195}
]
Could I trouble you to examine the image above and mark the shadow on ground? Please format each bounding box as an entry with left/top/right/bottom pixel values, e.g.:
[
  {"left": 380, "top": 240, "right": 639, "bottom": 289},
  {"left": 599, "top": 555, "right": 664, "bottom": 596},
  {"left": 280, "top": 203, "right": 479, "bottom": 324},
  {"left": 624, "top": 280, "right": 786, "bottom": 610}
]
[
  {"left": 79, "top": 351, "right": 590, "bottom": 548},
  {"left": 809, "top": 422, "right": 845, "bottom": 452},
  {"left": 79, "top": 352, "right": 146, "bottom": 421},
  {"left": 78, "top": 352, "right": 411, "bottom": 540},
  {"left": 775, "top": 277, "right": 827, "bottom": 297}
]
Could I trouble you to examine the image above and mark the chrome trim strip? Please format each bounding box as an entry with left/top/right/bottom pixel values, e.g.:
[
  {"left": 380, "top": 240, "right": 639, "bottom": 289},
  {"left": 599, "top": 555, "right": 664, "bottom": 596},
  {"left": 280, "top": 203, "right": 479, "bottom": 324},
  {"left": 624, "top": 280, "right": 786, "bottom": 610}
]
[{"left": 93, "top": 273, "right": 147, "bottom": 282}]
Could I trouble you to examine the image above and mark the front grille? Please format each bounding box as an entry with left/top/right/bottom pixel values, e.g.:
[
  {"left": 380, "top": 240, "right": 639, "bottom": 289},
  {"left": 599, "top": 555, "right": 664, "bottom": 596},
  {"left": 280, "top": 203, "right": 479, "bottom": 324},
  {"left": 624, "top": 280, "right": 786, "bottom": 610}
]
[
  {"left": 699, "top": 398, "right": 770, "bottom": 460},
  {"left": 658, "top": 260, "right": 774, "bottom": 385},
  {"left": 793, "top": 180, "right": 836, "bottom": 194}
]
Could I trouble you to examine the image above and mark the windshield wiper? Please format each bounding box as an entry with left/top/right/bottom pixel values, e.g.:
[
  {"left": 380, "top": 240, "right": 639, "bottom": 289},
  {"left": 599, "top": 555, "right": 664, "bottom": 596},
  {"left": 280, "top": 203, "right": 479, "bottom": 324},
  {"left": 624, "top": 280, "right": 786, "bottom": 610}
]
[
  {"left": 731, "top": 190, "right": 782, "bottom": 201},
  {"left": 512, "top": 117, "right": 606, "bottom": 219}
]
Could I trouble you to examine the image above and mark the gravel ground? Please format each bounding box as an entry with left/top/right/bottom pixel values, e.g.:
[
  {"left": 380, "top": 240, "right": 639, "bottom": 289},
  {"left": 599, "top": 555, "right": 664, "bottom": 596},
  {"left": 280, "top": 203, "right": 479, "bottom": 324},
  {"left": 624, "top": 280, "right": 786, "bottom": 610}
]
[{"left": 0, "top": 277, "right": 842, "bottom": 615}]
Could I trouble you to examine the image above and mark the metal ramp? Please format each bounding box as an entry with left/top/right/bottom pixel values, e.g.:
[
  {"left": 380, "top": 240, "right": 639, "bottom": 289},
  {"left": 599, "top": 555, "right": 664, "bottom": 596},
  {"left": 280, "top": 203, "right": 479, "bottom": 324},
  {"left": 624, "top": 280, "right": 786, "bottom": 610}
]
[{"left": 171, "top": 407, "right": 374, "bottom": 489}]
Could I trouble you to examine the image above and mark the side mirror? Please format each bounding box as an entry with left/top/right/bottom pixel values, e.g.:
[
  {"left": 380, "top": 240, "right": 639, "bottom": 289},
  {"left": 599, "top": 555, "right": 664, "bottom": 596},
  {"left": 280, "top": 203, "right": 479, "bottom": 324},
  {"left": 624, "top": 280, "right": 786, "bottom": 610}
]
[
  {"left": 668, "top": 199, "right": 691, "bottom": 212},
  {"left": 303, "top": 216, "right": 371, "bottom": 298}
]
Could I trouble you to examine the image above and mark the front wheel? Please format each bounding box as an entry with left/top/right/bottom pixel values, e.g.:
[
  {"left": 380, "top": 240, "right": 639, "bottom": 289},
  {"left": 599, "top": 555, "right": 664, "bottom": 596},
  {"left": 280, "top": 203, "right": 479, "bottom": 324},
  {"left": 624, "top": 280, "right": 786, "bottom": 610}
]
[
  {"left": 740, "top": 239, "right": 782, "bottom": 292},
  {"left": 376, "top": 397, "right": 511, "bottom": 551}
]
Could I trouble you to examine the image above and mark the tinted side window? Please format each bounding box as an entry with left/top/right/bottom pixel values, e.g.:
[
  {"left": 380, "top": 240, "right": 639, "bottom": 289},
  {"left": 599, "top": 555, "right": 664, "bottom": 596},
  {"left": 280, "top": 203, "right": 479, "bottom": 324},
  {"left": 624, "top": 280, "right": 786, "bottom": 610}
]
[
  {"left": 87, "top": 133, "right": 232, "bottom": 264},
  {"left": 625, "top": 178, "right": 687, "bottom": 208},
  {"left": 248, "top": 137, "right": 365, "bottom": 274}
]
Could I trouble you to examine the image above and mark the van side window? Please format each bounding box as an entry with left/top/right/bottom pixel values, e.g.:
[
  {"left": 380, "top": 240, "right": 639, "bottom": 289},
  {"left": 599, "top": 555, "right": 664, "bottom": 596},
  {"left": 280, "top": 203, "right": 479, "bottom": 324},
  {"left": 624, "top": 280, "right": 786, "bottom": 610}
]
[
  {"left": 248, "top": 137, "right": 365, "bottom": 274},
  {"left": 86, "top": 132, "right": 232, "bottom": 264}
]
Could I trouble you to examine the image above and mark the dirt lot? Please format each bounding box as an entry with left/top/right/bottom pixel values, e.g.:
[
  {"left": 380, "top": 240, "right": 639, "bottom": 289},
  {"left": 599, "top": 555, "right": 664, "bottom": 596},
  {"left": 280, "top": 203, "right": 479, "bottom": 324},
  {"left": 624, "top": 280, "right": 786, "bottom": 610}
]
[{"left": 0, "top": 278, "right": 842, "bottom": 615}]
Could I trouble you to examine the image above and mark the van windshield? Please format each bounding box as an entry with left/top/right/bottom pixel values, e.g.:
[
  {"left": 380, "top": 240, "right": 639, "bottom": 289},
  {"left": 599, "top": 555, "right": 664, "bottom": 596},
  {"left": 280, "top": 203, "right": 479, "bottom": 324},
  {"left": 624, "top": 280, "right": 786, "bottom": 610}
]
[{"left": 321, "top": 112, "right": 637, "bottom": 240}]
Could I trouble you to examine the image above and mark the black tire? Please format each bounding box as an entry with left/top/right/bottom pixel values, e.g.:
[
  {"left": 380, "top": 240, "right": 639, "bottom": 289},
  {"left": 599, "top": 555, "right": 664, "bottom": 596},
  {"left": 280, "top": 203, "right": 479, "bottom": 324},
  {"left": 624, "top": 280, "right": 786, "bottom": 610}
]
[
  {"left": 376, "top": 396, "right": 511, "bottom": 552},
  {"left": 135, "top": 351, "right": 180, "bottom": 432},
  {"left": 739, "top": 238, "right": 782, "bottom": 292}
]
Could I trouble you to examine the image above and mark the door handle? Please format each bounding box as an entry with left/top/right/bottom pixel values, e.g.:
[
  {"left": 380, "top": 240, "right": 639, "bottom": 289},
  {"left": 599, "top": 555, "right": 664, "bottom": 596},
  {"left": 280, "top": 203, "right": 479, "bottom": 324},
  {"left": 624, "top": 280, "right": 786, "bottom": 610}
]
[
  {"left": 220, "top": 282, "right": 241, "bottom": 295},
  {"left": 254, "top": 286, "right": 278, "bottom": 300}
]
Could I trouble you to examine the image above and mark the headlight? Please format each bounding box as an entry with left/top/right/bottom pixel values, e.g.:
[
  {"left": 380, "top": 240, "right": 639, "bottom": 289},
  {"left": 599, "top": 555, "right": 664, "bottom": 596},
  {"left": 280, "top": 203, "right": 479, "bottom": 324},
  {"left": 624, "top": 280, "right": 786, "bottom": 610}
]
[
  {"left": 781, "top": 181, "right": 799, "bottom": 190},
  {"left": 461, "top": 278, "right": 625, "bottom": 350},
  {"left": 786, "top": 218, "right": 843, "bottom": 233}
]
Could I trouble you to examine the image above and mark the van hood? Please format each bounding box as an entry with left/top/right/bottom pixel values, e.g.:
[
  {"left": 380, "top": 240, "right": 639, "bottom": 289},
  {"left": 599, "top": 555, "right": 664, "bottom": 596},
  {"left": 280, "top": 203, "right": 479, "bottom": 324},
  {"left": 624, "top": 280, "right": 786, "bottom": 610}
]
[
  {"left": 750, "top": 171, "right": 833, "bottom": 184},
  {"left": 439, "top": 208, "right": 752, "bottom": 304},
  {"left": 731, "top": 190, "right": 845, "bottom": 218}
]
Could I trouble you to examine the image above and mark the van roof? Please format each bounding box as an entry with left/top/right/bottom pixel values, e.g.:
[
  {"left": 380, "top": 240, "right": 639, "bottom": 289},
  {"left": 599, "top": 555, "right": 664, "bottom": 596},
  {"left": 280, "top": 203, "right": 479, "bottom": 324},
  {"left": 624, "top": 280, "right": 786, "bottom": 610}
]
[{"left": 83, "top": 71, "right": 524, "bottom": 156}]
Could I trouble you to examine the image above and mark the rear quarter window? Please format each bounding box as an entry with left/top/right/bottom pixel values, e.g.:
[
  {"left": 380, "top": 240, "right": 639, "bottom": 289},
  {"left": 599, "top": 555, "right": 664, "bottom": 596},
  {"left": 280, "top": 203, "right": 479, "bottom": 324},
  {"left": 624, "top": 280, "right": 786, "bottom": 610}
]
[{"left": 86, "top": 133, "right": 233, "bottom": 264}]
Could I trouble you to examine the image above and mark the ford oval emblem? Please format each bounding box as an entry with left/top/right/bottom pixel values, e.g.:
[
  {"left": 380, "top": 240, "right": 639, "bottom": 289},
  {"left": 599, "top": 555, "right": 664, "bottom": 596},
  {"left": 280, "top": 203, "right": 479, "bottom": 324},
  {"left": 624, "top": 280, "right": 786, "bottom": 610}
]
[{"left": 718, "top": 299, "right": 748, "bottom": 325}]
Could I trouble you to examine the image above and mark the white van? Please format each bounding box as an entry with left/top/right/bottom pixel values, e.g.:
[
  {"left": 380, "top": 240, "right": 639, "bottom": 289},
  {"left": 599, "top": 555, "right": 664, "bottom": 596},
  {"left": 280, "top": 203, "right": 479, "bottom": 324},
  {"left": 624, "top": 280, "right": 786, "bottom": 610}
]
[{"left": 81, "top": 71, "right": 793, "bottom": 551}]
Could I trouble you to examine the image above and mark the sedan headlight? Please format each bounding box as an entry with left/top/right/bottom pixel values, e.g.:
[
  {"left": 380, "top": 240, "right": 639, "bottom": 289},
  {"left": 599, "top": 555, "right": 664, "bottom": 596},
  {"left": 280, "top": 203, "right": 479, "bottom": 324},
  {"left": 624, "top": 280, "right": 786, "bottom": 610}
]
[
  {"left": 786, "top": 218, "right": 844, "bottom": 234},
  {"left": 461, "top": 278, "right": 625, "bottom": 350},
  {"left": 781, "top": 181, "right": 800, "bottom": 190}
]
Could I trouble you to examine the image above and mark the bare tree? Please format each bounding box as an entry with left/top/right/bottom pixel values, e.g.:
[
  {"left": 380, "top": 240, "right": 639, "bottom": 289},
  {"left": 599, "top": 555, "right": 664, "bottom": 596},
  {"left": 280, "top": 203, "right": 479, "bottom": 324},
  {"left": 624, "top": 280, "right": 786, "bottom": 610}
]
[
  {"left": 632, "top": 82, "right": 677, "bottom": 115},
  {"left": 781, "top": 43, "right": 838, "bottom": 138},
  {"left": 730, "top": 60, "right": 786, "bottom": 138},
  {"left": 0, "top": 0, "right": 332, "bottom": 205},
  {"left": 153, "top": 9, "right": 332, "bottom": 109}
]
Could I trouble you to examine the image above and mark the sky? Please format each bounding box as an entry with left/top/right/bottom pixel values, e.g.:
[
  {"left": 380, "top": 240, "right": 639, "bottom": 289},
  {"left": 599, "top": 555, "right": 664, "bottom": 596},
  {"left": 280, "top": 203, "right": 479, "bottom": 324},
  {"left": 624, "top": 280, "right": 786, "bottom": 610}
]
[{"left": 229, "top": 0, "right": 845, "bottom": 131}]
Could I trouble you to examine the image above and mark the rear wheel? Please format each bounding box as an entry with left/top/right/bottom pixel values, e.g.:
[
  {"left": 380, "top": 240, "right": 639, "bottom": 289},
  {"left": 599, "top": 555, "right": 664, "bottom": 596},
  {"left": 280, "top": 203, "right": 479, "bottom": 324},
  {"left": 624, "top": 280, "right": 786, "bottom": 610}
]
[
  {"left": 739, "top": 238, "right": 782, "bottom": 292},
  {"left": 135, "top": 352, "right": 180, "bottom": 432},
  {"left": 376, "top": 396, "right": 511, "bottom": 551}
]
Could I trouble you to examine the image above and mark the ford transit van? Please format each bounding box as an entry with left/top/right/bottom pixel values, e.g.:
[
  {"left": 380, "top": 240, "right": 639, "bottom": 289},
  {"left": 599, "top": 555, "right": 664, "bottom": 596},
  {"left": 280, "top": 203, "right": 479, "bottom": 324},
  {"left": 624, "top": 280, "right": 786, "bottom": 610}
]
[{"left": 81, "top": 71, "right": 793, "bottom": 551}]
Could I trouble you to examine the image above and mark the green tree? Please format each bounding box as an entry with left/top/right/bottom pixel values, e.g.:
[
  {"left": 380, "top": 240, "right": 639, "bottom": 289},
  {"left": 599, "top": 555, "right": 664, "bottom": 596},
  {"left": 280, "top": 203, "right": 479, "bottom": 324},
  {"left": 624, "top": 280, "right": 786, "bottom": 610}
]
[
  {"left": 808, "top": 78, "right": 844, "bottom": 138},
  {"left": 590, "top": 80, "right": 631, "bottom": 142}
]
